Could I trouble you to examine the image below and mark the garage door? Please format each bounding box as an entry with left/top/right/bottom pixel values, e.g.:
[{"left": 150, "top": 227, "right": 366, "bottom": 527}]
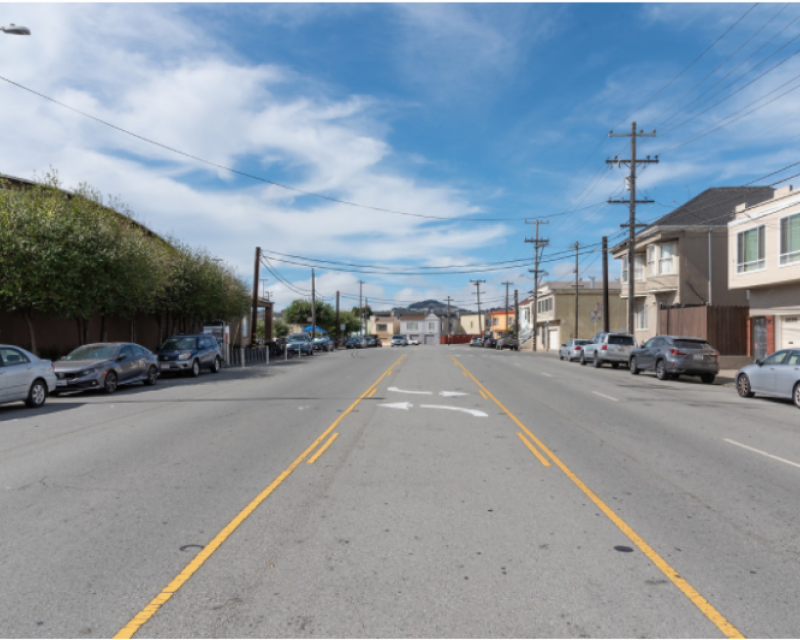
[
  {"left": 424, "top": 335, "right": 436, "bottom": 345},
  {"left": 547, "top": 327, "right": 560, "bottom": 351},
  {"left": 781, "top": 316, "right": 800, "bottom": 349}
]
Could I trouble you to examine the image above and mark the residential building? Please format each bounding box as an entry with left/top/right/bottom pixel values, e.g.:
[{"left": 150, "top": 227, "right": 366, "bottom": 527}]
[
  {"left": 610, "top": 186, "right": 775, "bottom": 342},
  {"left": 525, "top": 280, "right": 625, "bottom": 350},
  {"left": 728, "top": 185, "right": 800, "bottom": 359},
  {"left": 368, "top": 311, "right": 400, "bottom": 343},
  {"left": 400, "top": 313, "right": 441, "bottom": 345},
  {"left": 459, "top": 313, "right": 486, "bottom": 335},
  {"left": 486, "top": 309, "right": 516, "bottom": 337}
]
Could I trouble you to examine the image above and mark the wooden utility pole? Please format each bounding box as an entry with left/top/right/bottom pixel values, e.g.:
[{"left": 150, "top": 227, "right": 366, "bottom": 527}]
[
  {"left": 445, "top": 296, "right": 453, "bottom": 345},
  {"left": 571, "top": 242, "right": 580, "bottom": 340},
  {"left": 470, "top": 280, "right": 486, "bottom": 335},
  {"left": 602, "top": 236, "right": 610, "bottom": 333},
  {"left": 514, "top": 289, "right": 519, "bottom": 336},
  {"left": 608, "top": 122, "right": 658, "bottom": 333},
  {"left": 250, "top": 246, "right": 261, "bottom": 346},
  {"left": 525, "top": 220, "right": 549, "bottom": 351},
  {"left": 311, "top": 268, "right": 316, "bottom": 339},
  {"left": 502, "top": 281, "right": 513, "bottom": 336},
  {"left": 335, "top": 291, "right": 340, "bottom": 346},
  {"left": 358, "top": 280, "right": 365, "bottom": 335}
]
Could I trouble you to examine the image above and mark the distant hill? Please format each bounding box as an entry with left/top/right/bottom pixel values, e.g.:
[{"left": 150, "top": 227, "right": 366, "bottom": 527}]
[{"left": 408, "top": 299, "right": 446, "bottom": 310}]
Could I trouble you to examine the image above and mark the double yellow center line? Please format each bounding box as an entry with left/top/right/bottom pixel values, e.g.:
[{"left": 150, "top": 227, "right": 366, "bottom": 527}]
[
  {"left": 449, "top": 355, "right": 744, "bottom": 640},
  {"left": 114, "top": 354, "right": 406, "bottom": 639}
]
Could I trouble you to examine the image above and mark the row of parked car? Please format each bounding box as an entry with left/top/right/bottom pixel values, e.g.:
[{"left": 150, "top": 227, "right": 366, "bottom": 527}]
[
  {"left": 558, "top": 331, "right": 800, "bottom": 409},
  {"left": 469, "top": 336, "right": 520, "bottom": 350},
  {"left": 0, "top": 333, "right": 228, "bottom": 409}
]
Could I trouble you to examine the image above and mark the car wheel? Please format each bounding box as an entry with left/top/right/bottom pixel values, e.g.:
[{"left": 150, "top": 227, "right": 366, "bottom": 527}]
[
  {"left": 737, "top": 374, "right": 755, "bottom": 398},
  {"left": 190, "top": 359, "right": 201, "bottom": 377},
  {"left": 144, "top": 366, "right": 158, "bottom": 386},
  {"left": 25, "top": 379, "right": 47, "bottom": 408},
  {"left": 580, "top": 354, "right": 587, "bottom": 366},
  {"left": 793, "top": 383, "right": 800, "bottom": 409},
  {"left": 629, "top": 356, "right": 640, "bottom": 375},
  {"left": 611, "top": 362, "right": 620, "bottom": 369},
  {"left": 655, "top": 359, "right": 669, "bottom": 381},
  {"left": 700, "top": 373, "right": 715, "bottom": 384},
  {"left": 104, "top": 371, "right": 118, "bottom": 394},
  {"left": 559, "top": 353, "right": 564, "bottom": 361},
  {"left": 593, "top": 355, "right": 602, "bottom": 368},
  {"left": 211, "top": 356, "right": 222, "bottom": 373}
]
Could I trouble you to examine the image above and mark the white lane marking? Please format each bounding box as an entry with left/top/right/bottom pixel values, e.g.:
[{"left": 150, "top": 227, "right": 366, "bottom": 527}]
[
  {"left": 541, "top": 373, "right": 552, "bottom": 377},
  {"left": 439, "top": 391, "right": 468, "bottom": 397},
  {"left": 387, "top": 386, "right": 432, "bottom": 395},
  {"left": 592, "top": 391, "right": 619, "bottom": 402},
  {"left": 420, "top": 404, "right": 488, "bottom": 418},
  {"left": 724, "top": 439, "right": 800, "bottom": 470},
  {"left": 379, "top": 402, "right": 413, "bottom": 410}
]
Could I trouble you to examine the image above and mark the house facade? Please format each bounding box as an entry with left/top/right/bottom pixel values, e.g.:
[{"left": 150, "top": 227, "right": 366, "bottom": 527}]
[
  {"left": 399, "top": 313, "right": 441, "bottom": 345},
  {"left": 486, "top": 310, "right": 516, "bottom": 337},
  {"left": 368, "top": 312, "right": 400, "bottom": 342},
  {"left": 610, "top": 186, "right": 774, "bottom": 342},
  {"left": 459, "top": 313, "right": 486, "bottom": 335},
  {"left": 728, "top": 185, "right": 800, "bottom": 359}
]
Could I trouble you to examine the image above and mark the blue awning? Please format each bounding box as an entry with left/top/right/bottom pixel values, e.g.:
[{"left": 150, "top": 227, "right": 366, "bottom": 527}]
[{"left": 303, "top": 325, "right": 328, "bottom": 334}]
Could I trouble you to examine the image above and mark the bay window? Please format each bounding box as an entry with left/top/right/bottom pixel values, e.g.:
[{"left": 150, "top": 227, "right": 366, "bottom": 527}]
[
  {"left": 780, "top": 213, "right": 800, "bottom": 265},
  {"left": 659, "top": 242, "right": 676, "bottom": 274},
  {"left": 647, "top": 245, "right": 657, "bottom": 276},
  {"left": 634, "top": 254, "right": 645, "bottom": 281},
  {"left": 737, "top": 226, "right": 765, "bottom": 273}
]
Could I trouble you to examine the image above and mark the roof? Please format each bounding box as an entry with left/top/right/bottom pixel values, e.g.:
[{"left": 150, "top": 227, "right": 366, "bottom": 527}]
[{"left": 647, "top": 186, "right": 774, "bottom": 228}]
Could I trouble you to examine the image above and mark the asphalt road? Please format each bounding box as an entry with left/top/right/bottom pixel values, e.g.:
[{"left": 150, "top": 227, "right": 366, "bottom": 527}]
[{"left": 1, "top": 345, "right": 800, "bottom": 638}]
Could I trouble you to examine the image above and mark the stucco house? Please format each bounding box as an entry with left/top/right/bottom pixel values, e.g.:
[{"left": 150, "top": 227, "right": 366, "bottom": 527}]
[{"left": 399, "top": 313, "right": 441, "bottom": 345}]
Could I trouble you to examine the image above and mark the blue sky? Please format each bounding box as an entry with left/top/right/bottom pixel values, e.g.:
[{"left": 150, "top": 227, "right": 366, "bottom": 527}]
[{"left": 2, "top": 3, "right": 800, "bottom": 311}]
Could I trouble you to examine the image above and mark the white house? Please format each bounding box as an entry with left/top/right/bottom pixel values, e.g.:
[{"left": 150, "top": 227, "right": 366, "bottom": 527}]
[{"left": 400, "top": 313, "right": 441, "bottom": 345}]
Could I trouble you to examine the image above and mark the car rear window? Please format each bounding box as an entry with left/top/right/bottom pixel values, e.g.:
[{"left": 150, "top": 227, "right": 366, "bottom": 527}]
[
  {"left": 673, "top": 339, "right": 714, "bottom": 350},
  {"left": 608, "top": 336, "right": 634, "bottom": 345},
  {"left": 575, "top": 340, "right": 589, "bottom": 345}
]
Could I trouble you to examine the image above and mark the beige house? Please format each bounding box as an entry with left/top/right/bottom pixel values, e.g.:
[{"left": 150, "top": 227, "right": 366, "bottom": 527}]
[
  {"left": 728, "top": 185, "right": 800, "bottom": 359},
  {"left": 610, "top": 186, "right": 774, "bottom": 342},
  {"left": 526, "top": 281, "right": 625, "bottom": 350},
  {"left": 459, "top": 313, "right": 486, "bottom": 335},
  {"left": 367, "top": 312, "right": 400, "bottom": 342}
]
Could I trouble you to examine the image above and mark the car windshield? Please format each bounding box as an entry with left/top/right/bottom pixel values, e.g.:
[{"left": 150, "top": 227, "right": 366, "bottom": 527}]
[
  {"left": 64, "top": 345, "right": 118, "bottom": 361},
  {"left": 160, "top": 337, "right": 198, "bottom": 350},
  {"left": 673, "top": 339, "right": 714, "bottom": 350},
  {"left": 288, "top": 334, "right": 310, "bottom": 341},
  {"left": 608, "top": 336, "right": 635, "bottom": 345}
]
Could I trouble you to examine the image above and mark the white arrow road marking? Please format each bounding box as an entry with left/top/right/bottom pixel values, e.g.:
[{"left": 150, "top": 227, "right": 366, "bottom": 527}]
[
  {"left": 439, "top": 391, "right": 468, "bottom": 397},
  {"left": 379, "top": 402, "right": 414, "bottom": 410},
  {"left": 420, "top": 404, "right": 488, "bottom": 418},
  {"left": 387, "top": 386, "right": 432, "bottom": 395}
]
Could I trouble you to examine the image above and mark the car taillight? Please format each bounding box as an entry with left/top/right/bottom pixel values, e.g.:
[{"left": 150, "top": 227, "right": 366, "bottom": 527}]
[
  {"left": 601, "top": 344, "right": 607, "bottom": 350},
  {"left": 709, "top": 352, "right": 719, "bottom": 357},
  {"left": 669, "top": 349, "right": 687, "bottom": 356},
  {"left": 574, "top": 346, "right": 582, "bottom": 350}
]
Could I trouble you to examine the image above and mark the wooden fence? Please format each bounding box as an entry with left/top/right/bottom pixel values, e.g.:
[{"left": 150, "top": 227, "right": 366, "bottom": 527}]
[{"left": 658, "top": 305, "right": 748, "bottom": 355}]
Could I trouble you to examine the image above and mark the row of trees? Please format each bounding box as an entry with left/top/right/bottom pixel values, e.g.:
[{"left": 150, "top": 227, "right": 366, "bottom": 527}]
[
  {"left": 0, "top": 172, "right": 251, "bottom": 355},
  {"left": 279, "top": 299, "right": 364, "bottom": 337}
]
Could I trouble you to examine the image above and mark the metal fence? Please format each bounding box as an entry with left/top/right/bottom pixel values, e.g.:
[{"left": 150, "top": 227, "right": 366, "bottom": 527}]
[{"left": 225, "top": 346, "right": 270, "bottom": 367}]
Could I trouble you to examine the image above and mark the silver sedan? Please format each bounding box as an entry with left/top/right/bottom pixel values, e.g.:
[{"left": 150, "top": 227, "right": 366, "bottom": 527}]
[
  {"left": 736, "top": 349, "right": 800, "bottom": 408},
  {"left": 559, "top": 339, "right": 589, "bottom": 362},
  {"left": 0, "top": 344, "right": 57, "bottom": 408}
]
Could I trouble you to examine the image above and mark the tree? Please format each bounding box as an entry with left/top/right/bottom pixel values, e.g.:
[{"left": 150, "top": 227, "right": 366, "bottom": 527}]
[
  {"left": 283, "top": 299, "right": 336, "bottom": 332},
  {"left": 273, "top": 318, "right": 290, "bottom": 338}
]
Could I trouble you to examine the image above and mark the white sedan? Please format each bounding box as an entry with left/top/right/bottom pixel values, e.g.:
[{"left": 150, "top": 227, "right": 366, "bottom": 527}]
[{"left": 0, "top": 345, "right": 57, "bottom": 408}]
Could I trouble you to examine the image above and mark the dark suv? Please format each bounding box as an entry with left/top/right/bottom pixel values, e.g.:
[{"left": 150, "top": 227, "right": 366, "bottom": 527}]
[{"left": 156, "top": 334, "right": 223, "bottom": 377}]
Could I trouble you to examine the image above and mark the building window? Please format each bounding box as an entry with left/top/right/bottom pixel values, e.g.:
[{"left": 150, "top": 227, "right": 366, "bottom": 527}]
[
  {"left": 493, "top": 318, "right": 498, "bottom": 326},
  {"left": 634, "top": 302, "right": 648, "bottom": 330},
  {"left": 634, "top": 254, "right": 645, "bottom": 282},
  {"left": 377, "top": 324, "right": 387, "bottom": 332},
  {"left": 647, "top": 245, "right": 657, "bottom": 276},
  {"left": 659, "top": 242, "right": 676, "bottom": 274},
  {"left": 621, "top": 259, "right": 628, "bottom": 284},
  {"left": 737, "top": 226, "right": 766, "bottom": 273},
  {"left": 428, "top": 322, "right": 436, "bottom": 330},
  {"left": 407, "top": 322, "right": 418, "bottom": 330},
  {"left": 780, "top": 213, "right": 800, "bottom": 265}
]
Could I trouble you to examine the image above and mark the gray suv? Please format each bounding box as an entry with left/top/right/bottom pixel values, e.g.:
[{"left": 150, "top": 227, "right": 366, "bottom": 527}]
[
  {"left": 629, "top": 335, "right": 719, "bottom": 383},
  {"left": 580, "top": 332, "right": 636, "bottom": 368}
]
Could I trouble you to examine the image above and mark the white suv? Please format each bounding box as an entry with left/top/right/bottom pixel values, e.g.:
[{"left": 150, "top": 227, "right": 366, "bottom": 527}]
[
  {"left": 580, "top": 332, "right": 637, "bottom": 368},
  {"left": 391, "top": 335, "right": 408, "bottom": 347}
]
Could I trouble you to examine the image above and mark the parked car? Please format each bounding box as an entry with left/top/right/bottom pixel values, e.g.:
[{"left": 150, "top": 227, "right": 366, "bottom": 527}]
[
  {"left": 629, "top": 335, "right": 719, "bottom": 383},
  {"left": 391, "top": 335, "right": 408, "bottom": 347},
  {"left": 286, "top": 333, "right": 314, "bottom": 355},
  {"left": 496, "top": 336, "right": 520, "bottom": 350},
  {"left": 559, "top": 339, "right": 589, "bottom": 362},
  {"left": 483, "top": 337, "right": 498, "bottom": 349},
  {"left": 736, "top": 349, "right": 800, "bottom": 408},
  {"left": 157, "top": 334, "right": 223, "bottom": 376},
  {"left": 54, "top": 342, "right": 159, "bottom": 394},
  {"left": 409, "top": 336, "right": 420, "bottom": 345},
  {"left": 312, "top": 336, "right": 334, "bottom": 352},
  {"left": 580, "top": 332, "right": 636, "bottom": 368},
  {"left": 346, "top": 337, "right": 366, "bottom": 349},
  {"left": 470, "top": 337, "right": 483, "bottom": 347},
  {"left": 0, "top": 344, "right": 57, "bottom": 408},
  {"left": 368, "top": 334, "right": 383, "bottom": 347},
  {"left": 365, "top": 336, "right": 377, "bottom": 348}
]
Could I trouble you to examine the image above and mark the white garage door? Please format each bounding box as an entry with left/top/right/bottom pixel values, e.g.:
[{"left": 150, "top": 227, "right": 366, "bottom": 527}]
[
  {"left": 424, "top": 335, "right": 437, "bottom": 345},
  {"left": 781, "top": 316, "right": 800, "bottom": 349},
  {"left": 547, "top": 327, "right": 560, "bottom": 351}
]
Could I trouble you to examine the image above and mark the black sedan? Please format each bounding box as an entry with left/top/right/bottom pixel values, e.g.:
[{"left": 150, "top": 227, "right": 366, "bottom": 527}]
[
  {"left": 54, "top": 343, "right": 159, "bottom": 394},
  {"left": 483, "top": 337, "right": 498, "bottom": 349}
]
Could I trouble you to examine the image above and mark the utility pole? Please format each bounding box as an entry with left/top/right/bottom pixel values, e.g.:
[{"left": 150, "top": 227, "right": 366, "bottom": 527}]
[
  {"left": 445, "top": 296, "right": 453, "bottom": 346},
  {"left": 602, "top": 236, "right": 610, "bottom": 333},
  {"left": 525, "top": 220, "right": 549, "bottom": 351},
  {"left": 358, "top": 280, "right": 365, "bottom": 336},
  {"left": 250, "top": 246, "right": 261, "bottom": 347},
  {"left": 502, "top": 281, "right": 513, "bottom": 336},
  {"left": 470, "top": 280, "right": 486, "bottom": 336},
  {"left": 335, "top": 291, "right": 340, "bottom": 346},
  {"left": 571, "top": 242, "right": 580, "bottom": 340},
  {"left": 514, "top": 289, "right": 519, "bottom": 336},
  {"left": 311, "top": 268, "right": 316, "bottom": 339},
  {"left": 608, "top": 121, "right": 658, "bottom": 334},
  {"left": 365, "top": 297, "right": 369, "bottom": 335}
]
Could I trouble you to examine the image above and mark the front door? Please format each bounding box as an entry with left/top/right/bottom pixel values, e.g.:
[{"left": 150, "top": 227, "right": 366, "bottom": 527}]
[{"left": 752, "top": 317, "right": 768, "bottom": 361}]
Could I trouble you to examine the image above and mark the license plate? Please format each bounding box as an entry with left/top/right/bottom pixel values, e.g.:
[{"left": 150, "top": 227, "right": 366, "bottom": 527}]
[
  {"left": 693, "top": 354, "right": 705, "bottom": 361},
  {"left": 160, "top": 363, "right": 172, "bottom": 369},
  {"left": 56, "top": 380, "right": 67, "bottom": 386}
]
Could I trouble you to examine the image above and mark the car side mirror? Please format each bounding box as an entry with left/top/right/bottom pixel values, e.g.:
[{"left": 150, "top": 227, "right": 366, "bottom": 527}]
[
  {"left": 116, "top": 355, "right": 126, "bottom": 362},
  {"left": 755, "top": 359, "right": 763, "bottom": 366}
]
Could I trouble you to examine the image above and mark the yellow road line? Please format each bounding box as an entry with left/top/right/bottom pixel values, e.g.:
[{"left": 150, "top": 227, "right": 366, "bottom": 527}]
[
  {"left": 516, "top": 432, "right": 551, "bottom": 467},
  {"left": 479, "top": 390, "right": 487, "bottom": 399},
  {"left": 306, "top": 433, "right": 339, "bottom": 464},
  {"left": 448, "top": 355, "right": 744, "bottom": 640},
  {"left": 368, "top": 388, "right": 377, "bottom": 398},
  {"left": 114, "top": 354, "right": 406, "bottom": 639}
]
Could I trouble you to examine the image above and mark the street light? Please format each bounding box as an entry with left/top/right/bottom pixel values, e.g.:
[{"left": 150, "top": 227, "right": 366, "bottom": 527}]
[{"left": 0, "top": 24, "right": 31, "bottom": 35}]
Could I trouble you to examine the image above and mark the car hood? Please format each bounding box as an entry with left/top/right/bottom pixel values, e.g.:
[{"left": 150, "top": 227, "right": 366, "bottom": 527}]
[
  {"left": 738, "top": 362, "right": 761, "bottom": 375},
  {"left": 54, "top": 359, "right": 111, "bottom": 373}
]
